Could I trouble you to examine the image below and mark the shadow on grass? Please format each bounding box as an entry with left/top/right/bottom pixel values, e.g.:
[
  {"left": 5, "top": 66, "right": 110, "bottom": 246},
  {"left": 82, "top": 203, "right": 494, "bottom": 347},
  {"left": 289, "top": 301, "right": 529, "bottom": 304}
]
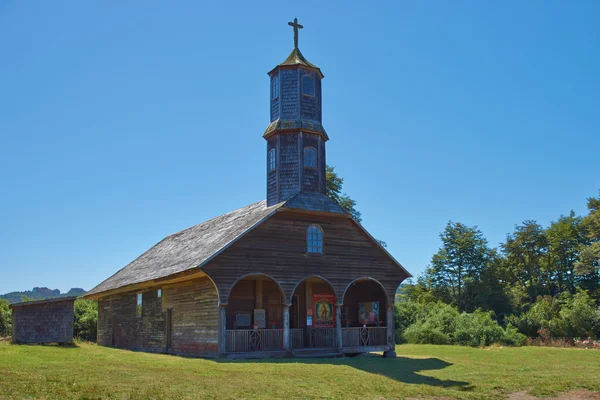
[
  {"left": 11, "top": 342, "right": 80, "bottom": 348},
  {"left": 216, "top": 355, "right": 471, "bottom": 389}
]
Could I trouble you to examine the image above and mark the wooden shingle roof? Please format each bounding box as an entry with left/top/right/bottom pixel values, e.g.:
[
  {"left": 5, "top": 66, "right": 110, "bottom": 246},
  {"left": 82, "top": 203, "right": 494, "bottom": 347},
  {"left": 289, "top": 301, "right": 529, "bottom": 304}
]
[
  {"left": 85, "top": 194, "right": 349, "bottom": 298},
  {"left": 268, "top": 48, "right": 324, "bottom": 78}
]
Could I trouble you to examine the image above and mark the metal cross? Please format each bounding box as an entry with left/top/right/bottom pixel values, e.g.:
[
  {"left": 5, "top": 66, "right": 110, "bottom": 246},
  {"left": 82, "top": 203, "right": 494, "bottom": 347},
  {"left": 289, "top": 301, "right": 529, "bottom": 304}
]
[{"left": 288, "top": 18, "right": 303, "bottom": 49}]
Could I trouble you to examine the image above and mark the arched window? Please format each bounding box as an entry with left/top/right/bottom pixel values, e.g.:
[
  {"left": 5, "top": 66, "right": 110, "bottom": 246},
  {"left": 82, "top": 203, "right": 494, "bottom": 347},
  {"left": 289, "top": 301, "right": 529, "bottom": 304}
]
[
  {"left": 304, "top": 147, "right": 317, "bottom": 168},
  {"left": 272, "top": 76, "right": 279, "bottom": 100},
  {"left": 307, "top": 225, "right": 323, "bottom": 254},
  {"left": 268, "top": 149, "right": 276, "bottom": 171},
  {"left": 302, "top": 75, "right": 314, "bottom": 96}
]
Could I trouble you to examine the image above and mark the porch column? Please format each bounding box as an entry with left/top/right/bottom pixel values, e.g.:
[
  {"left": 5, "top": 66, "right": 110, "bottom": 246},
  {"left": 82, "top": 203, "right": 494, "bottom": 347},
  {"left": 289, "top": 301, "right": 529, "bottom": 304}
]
[
  {"left": 383, "top": 302, "right": 396, "bottom": 358},
  {"left": 282, "top": 304, "right": 290, "bottom": 351},
  {"left": 335, "top": 303, "right": 343, "bottom": 351},
  {"left": 218, "top": 303, "right": 227, "bottom": 356}
]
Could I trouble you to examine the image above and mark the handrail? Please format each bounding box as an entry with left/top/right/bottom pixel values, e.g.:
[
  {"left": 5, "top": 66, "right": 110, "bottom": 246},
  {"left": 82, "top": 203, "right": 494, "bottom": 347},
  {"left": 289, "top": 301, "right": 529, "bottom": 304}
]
[{"left": 226, "top": 329, "right": 284, "bottom": 352}]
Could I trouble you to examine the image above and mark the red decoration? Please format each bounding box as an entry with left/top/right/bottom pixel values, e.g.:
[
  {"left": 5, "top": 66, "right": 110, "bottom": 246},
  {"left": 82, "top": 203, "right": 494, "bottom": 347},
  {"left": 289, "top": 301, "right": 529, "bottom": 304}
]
[{"left": 312, "top": 294, "right": 335, "bottom": 328}]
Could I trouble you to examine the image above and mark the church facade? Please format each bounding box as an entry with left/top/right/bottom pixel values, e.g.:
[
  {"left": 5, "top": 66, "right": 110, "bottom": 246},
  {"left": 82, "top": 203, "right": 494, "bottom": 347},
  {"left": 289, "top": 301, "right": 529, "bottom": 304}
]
[{"left": 84, "top": 20, "right": 410, "bottom": 358}]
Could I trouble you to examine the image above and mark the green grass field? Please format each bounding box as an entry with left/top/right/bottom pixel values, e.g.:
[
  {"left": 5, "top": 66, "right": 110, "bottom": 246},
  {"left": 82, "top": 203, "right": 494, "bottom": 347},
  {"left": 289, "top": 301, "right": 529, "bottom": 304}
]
[{"left": 0, "top": 342, "right": 599, "bottom": 400}]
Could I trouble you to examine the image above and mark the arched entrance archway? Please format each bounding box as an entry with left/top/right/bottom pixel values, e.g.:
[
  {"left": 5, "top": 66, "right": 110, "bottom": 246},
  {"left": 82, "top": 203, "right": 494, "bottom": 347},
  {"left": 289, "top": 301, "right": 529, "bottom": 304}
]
[
  {"left": 289, "top": 276, "right": 337, "bottom": 350},
  {"left": 225, "top": 274, "right": 285, "bottom": 353},
  {"left": 341, "top": 278, "right": 389, "bottom": 348}
]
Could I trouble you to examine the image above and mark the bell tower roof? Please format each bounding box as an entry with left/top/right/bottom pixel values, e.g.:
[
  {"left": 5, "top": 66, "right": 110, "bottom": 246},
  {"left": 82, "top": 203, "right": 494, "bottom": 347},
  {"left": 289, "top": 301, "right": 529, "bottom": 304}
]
[{"left": 271, "top": 48, "right": 324, "bottom": 78}]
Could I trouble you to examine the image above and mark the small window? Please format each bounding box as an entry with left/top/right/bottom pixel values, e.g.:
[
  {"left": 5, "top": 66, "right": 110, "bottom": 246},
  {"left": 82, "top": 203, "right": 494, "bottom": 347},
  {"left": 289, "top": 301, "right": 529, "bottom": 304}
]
[
  {"left": 136, "top": 293, "right": 142, "bottom": 317},
  {"left": 304, "top": 147, "right": 317, "bottom": 168},
  {"left": 272, "top": 76, "right": 279, "bottom": 100},
  {"left": 157, "top": 289, "right": 162, "bottom": 298},
  {"left": 268, "top": 149, "right": 276, "bottom": 171},
  {"left": 307, "top": 225, "right": 323, "bottom": 254},
  {"left": 302, "top": 75, "right": 314, "bottom": 96}
]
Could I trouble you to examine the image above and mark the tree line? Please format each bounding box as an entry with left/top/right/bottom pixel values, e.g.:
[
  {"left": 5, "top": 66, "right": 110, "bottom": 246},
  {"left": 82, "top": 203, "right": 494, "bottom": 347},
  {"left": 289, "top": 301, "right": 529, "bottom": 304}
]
[{"left": 398, "top": 191, "right": 600, "bottom": 343}]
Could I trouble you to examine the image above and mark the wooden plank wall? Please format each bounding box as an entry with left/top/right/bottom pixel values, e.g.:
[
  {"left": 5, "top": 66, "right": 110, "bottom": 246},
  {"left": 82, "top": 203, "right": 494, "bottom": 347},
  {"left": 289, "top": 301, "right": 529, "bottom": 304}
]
[
  {"left": 97, "top": 276, "right": 218, "bottom": 357},
  {"left": 11, "top": 300, "right": 74, "bottom": 344},
  {"left": 203, "top": 210, "right": 408, "bottom": 306}
]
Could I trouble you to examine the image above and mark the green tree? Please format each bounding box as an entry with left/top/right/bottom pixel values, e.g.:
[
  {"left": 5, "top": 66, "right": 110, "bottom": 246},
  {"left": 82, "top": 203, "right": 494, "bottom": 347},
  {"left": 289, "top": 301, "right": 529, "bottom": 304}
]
[
  {"left": 468, "top": 250, "right": 513, "bottom": 320},
  {"left": 325, "top": 165, "right": 362, "bottom": 222},
  {"left": 576, "top": 193, "right": 600, "bottom": 295},
  {"left": 501, "top": 221, "right": 549, "bottom": 305},
  {"left": 426, "top": 222, "right": 492, "bottom": 312},
  {"left": 0, "top": 299, "right": 11, "bottom": 337},
  {"left": 546, "top": 211, "right": 589, "bottom": 294},
  {"left": 558, "top": 289, "right": 599, "bottom": 338}
]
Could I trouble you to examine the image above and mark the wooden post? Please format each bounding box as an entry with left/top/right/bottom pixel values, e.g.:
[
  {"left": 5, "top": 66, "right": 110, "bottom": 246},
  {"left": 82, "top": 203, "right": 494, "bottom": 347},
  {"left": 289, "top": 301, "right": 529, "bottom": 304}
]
[
  {"left": 256, "top": 280, "right": 263, "bottom": 309},
  {"left": 282, "top": 304, "right": 290, "bottom": 351},
  {"left": 305, "top": 281, "right": 312, "bottom": 315},
  {"left": 335, "top": 303, "right": 343, "bottom": 351},
  {"left": 383, "top": 302, "right": 396, "bottom": 358},
  {"left": 218, "top": 304, "right": 227, "bottom": 356}
]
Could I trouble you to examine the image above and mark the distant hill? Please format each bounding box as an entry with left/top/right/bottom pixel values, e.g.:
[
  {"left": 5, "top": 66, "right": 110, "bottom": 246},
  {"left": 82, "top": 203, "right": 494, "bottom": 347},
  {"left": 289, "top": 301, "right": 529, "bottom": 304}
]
[{"left": 0, "top": 287, "right": 86, "bottom": 304}]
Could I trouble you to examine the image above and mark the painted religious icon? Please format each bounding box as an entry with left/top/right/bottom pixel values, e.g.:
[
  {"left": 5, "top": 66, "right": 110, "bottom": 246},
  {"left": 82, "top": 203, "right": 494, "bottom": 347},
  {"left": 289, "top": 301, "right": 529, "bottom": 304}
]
[
  {"left": 313, "top": 294, "right": 335, "bottom": 327},
  {"left": 358, "top": 301, "right": 379, "bottom": 325}
]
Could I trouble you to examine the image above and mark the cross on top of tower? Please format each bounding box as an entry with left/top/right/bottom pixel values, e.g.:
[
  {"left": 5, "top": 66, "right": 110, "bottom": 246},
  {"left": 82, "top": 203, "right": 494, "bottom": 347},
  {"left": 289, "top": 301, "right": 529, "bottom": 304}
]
[{"left": 288, "top": 18, "right": 303, "bottom": 49}]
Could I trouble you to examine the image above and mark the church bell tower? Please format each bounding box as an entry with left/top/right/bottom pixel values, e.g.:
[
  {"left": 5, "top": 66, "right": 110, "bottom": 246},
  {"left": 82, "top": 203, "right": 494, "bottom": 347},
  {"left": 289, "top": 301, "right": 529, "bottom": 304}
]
[{"left": 265, "top": 18, "right": 328, "bottom": 207}]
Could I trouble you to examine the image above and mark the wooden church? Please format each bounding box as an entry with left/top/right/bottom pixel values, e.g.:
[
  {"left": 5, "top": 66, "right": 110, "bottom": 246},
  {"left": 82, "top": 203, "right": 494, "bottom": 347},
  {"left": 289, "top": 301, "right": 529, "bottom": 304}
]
[{"left": 85, "top": 19, "right": 411, "bottom": 358}]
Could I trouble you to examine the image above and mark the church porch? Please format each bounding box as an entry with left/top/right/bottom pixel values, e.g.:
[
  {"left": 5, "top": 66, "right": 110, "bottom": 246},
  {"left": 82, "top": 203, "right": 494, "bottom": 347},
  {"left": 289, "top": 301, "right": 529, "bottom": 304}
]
[
  {"left": 218, "top": 275, "right": 396, "bottom": 358},
  {"left": 340, "top": 279, "right": 391, "bottom": 352},
  {"left": 289, "top": 277, "right": 338, "bottom": 351},
  {"left": 224, "top": 274, "right": 286, "bottom": 354}
]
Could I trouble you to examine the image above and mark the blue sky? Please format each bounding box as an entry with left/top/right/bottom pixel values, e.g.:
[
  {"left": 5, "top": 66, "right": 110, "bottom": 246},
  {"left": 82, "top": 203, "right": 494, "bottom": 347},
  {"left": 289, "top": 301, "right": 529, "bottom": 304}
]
[{"left": 1, "top": 1, "right": 598, "bottom": 294}]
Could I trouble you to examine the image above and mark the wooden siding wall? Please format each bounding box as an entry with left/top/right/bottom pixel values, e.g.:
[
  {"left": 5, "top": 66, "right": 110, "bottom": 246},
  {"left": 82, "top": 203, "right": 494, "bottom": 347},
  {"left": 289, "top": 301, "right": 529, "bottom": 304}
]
[
  {"left": 11, "top": 300, "right": 74, "bottom": 344},
  {"left": 301, "top": 133, "right": 321, "bottom": 193},
  {"left": 266, "top": 136, "right": 278, "bottom": 206},
  {"left": 203, "top": 211, "right": 408, "bottom": 306},
  {"left": 300, "top": 70, "right": 322, "bottom": 123},
  {"left": 97, "top": 276, "right": 218, "bottom": 357}
]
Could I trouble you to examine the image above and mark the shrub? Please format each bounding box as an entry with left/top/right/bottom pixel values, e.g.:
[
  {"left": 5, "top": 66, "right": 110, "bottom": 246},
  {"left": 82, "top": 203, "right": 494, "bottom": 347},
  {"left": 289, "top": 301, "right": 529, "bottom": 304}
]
[
  {"left": 501, "top": 324, "right": 527, "bottom": 346},
  {"left": 403, "top": 323, "right": 451, "bottom": 345},
  {"left": 506, "top": 290, "right": 600, "bottom": 340},
  {"left": 558, "top": 290, "right": 598, "bottom": 338},
  {"left": 0, "top": 299, "right": 11, "bottom": 337},
  {"left": 505, "top": 296, "right": 561, "bottom": 337},
  {"left": 454, "top": 310, "right": 505, "bottom": 347},
  {"left": 394, "top": 299, "right": 421, "bottom": 343},
  {"left": 422, "top": 302, "right": 460, "bottom": 337},
  {"left": 400, "top": 301, "right": 525, "bottom": 347}
]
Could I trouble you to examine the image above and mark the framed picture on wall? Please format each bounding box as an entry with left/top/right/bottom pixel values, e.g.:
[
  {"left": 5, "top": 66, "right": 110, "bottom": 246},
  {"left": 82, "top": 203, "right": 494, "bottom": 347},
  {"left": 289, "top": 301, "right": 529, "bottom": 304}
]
[
  {"left": 236, "top": 313, "right": 251, "bottom": 327},
  {"left": 254, "top": 309, "right": 266, "bottom": 328}
]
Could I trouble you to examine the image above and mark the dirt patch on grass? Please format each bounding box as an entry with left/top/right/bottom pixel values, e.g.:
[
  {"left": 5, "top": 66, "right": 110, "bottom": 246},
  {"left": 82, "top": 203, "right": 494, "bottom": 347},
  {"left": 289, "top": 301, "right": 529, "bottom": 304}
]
[{"left": 508, "top": 390, "right": 600, "bottom": 400}]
